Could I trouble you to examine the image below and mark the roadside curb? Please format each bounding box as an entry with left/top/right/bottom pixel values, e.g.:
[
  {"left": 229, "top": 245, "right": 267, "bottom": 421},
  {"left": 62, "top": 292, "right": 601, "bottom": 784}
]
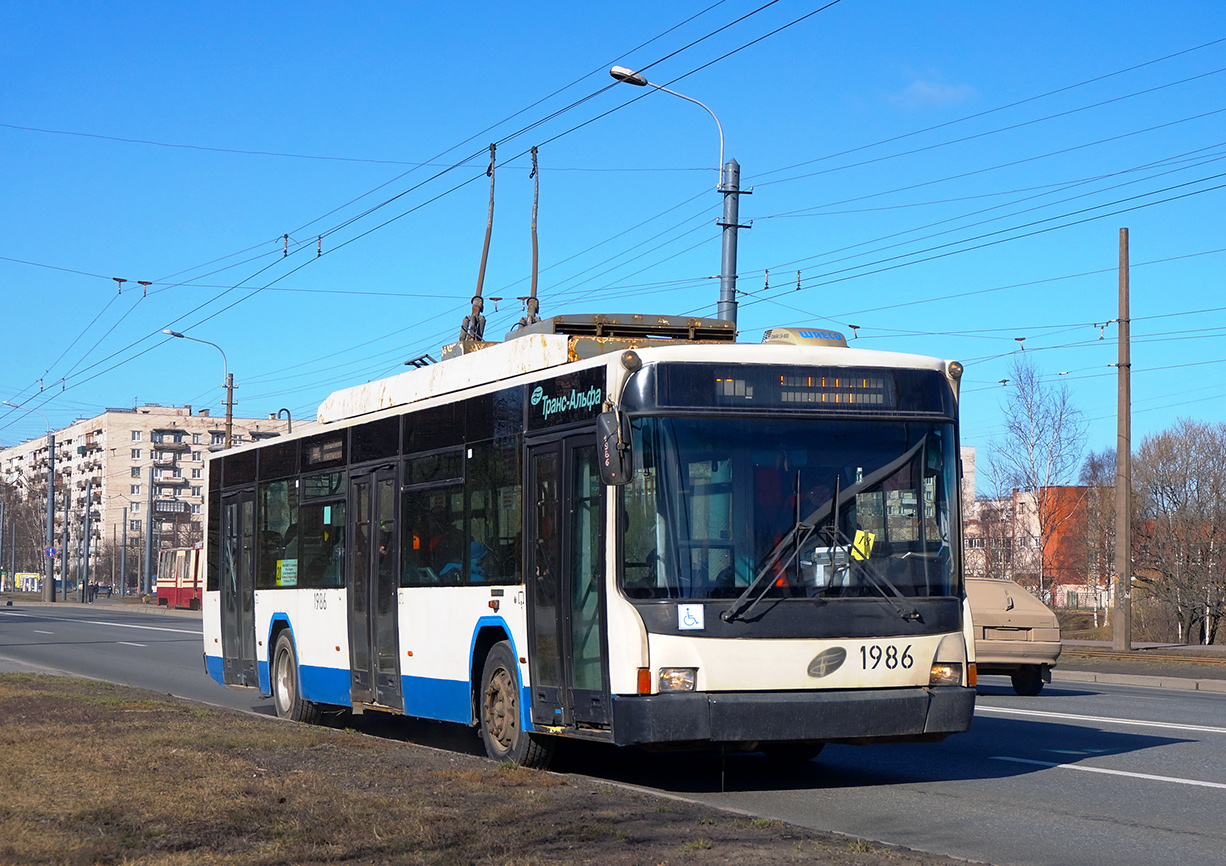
[
  {"left": 1, "top": 598, "right": 201, "bottom": 618},
  {"left": 1054, "top": 669, "right": 1226, "bottom": 693}
]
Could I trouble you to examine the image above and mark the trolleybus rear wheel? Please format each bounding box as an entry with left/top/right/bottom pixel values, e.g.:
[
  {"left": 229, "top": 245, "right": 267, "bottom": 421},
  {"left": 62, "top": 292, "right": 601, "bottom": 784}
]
[
  {"left": 272, "top": 632, "right": 322, "bottom": 724},
  {"left": 479, "top": 641, "right": 553, "bottom": 768}
]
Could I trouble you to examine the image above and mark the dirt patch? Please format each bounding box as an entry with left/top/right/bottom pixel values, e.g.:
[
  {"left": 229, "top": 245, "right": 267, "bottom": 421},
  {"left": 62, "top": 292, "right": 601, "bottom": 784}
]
[{"left": 0, "top": 674, "right": 971, "bottom": 866}]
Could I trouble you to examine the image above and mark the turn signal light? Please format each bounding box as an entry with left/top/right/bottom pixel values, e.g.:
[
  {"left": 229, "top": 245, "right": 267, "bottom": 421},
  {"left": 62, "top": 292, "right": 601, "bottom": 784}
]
[{"left": 637, "top": 667, "right": 652, "bottom": 695}]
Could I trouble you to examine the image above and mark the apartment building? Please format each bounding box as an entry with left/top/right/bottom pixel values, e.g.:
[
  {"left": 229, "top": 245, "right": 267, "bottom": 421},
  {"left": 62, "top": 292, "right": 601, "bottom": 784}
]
[{"left": 1, "top": 403, "right": 293, "bottom": 591}]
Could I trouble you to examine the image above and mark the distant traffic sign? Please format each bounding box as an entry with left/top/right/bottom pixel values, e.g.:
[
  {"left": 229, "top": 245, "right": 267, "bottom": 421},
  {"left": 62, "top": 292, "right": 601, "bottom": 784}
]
[{"left": 45, "top": 547, "right": 56, "bottom": 557}]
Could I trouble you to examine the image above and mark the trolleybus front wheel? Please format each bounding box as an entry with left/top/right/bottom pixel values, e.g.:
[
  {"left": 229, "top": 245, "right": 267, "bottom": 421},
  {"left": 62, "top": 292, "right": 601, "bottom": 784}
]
[
  {"left": 272, "top": 631, "right": 322, "bottom": 724},
  {"left": 479, "top": 641, "right": 553, "bottom": 768}
]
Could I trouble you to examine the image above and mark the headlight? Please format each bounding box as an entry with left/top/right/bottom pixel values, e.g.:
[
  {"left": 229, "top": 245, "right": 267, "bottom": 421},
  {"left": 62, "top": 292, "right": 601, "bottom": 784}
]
[
  {"left": 658, "top": 668, "right": 697, "bottom": 692},
  {"left": 929, "top": 663, "right": 962, "bottom": 686}
]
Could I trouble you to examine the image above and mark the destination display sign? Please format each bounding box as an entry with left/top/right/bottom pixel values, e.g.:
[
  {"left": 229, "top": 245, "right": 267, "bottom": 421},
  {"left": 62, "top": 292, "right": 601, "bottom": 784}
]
[{"left": 526, "top": 367, "right": 605, "bottom": 431}]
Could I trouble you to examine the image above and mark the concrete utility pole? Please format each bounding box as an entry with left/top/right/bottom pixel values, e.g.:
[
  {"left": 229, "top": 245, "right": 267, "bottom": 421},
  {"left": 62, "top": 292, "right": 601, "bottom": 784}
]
[
  {"left": 1113, "top": 228, "right": 1133, "bottom": 651},
  {"left": 609, "top": 65, "right": 746, "bottom": 328},
  {"left": 121, "top": 506, "right": 128, "bottom": 598},
  {"left": 224, "top": 372, "right": 235, "bottom": 449},
  {"left": 717, "top": 158, "right": 745, "bottom": 326},
  {"left": 43, "top": 433, "right": 55, "bottom": 601},
  {"left": 81, "top": 479, "right": 93, "bottom": 603},
  {"left": 162, "top": 329, "right": 233, "bottom": 447},
  {"left": 61, "top": 486, "right": 69, "bottom": 600},
  {"left": 144, "top": 465, "right": 155, "bottom": 595}
]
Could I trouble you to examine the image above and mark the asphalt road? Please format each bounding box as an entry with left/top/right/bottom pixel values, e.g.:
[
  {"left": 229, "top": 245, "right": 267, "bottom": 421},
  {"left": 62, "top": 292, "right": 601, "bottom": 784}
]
[
  {"left": 3, "top": 600, "right": 1225, "bottom": 866},
  {"left": 670, "top": 678, "right": 1226, "bottom": 866},
  {"left": 0, "top": 599, "right": 273, "bottom": 714}
]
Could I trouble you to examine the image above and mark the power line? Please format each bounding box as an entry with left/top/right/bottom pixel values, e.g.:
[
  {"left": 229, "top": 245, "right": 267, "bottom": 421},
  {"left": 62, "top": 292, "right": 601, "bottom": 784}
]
[
  {"left": 760, "top": 148, "right": 1226, "bottom": 287},
  {"left": 741, "top": 172, "right": 1226, "bottom": 308},
  {"left": 750, "top": 36, "right": 1226, "bottom": 183}
]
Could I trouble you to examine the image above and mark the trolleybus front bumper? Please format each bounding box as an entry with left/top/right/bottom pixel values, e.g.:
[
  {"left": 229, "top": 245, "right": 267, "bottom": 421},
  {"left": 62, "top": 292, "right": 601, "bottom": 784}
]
[{"left": 609, "top": 686, "right": 975, "bottom": 746}]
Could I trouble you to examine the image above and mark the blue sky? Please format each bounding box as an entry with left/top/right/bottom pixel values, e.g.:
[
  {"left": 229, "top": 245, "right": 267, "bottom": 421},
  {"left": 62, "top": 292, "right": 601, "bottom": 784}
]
[{"left": 2, "top": 2, "right": 1223, "bottom": 493}]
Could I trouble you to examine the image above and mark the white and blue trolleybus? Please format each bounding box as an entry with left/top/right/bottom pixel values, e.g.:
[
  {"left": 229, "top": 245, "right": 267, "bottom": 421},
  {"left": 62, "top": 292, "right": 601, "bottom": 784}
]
[{"left": 202, "top": 315, "right": 976, "bottom": 766}]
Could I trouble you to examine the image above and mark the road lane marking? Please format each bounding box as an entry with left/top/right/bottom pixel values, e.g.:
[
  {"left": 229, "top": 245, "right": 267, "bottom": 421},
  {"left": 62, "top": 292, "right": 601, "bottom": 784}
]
[
  {"left": 976, "top": 705, "right": 1226, "bottom": 736},
  {"left": 34, "top": 630, "right": 54, "bottom": 635},
  {"left": 118, "top": 642, "right": 148, "bottom": 648},
  {"left": 80, "top": 619, "right": 201, "bottom": 636},
  {"left": 992, "top": 756, "right": 1226, "bottom": 790}
]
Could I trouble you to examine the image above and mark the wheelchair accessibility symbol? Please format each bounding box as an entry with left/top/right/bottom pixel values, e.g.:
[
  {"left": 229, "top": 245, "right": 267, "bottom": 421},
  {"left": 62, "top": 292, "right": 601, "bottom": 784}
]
[{"left": 678, "top": 604, "right": 705, "bottom": 631}]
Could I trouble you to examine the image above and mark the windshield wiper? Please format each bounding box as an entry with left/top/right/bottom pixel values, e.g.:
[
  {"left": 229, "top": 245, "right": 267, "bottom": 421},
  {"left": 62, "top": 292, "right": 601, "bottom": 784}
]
[
  {"left": 721, "top": 437, "right": 928, "bottom": 624},
  {"left": 720, "top": 513, "right": 820, "bottom": 624},
  {"left": 827, "top": 524, "right": 922, "bottom": 622}
]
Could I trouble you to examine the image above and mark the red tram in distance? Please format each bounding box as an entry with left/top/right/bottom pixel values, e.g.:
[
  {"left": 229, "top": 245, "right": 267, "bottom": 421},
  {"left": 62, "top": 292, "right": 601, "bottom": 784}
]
[{"left": 156, "top": 545, "right": 203, "bottom": 610}]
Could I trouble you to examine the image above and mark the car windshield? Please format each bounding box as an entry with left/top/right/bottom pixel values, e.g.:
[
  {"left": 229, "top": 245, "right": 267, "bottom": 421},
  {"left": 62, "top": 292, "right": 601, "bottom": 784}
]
[{"left": 621, "top": 416, "right": 959, "bottom": 602}]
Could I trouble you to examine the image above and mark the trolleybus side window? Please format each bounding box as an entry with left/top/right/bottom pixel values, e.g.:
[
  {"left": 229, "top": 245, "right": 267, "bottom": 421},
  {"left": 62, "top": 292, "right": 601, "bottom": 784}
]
[
  {"left": 402, "top": 448, "right": 464, "bottom": 586},
  {"left": 299, "top": 471, "right": 346, "bottom": 587},
  {"left": 352, "top": 415, "right": 400, "bottom": 464},
  {"left": 257, "top": 479, "right": 300, "bottom": 588},
  {"left": 466, "top": 437, "right": 522, "bottom": 585},
  {"left": 402, "top": 437, "right": 522, "bottom": 587},
  {"left": 206, "top": 489, "right": 221, "bottom": 592}
]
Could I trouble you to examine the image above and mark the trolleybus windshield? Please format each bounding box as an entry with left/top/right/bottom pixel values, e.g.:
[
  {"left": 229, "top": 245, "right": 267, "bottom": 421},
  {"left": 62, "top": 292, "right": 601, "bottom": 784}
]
[{"left": 621, "top": 417, "right": 958, "bottom": 604}]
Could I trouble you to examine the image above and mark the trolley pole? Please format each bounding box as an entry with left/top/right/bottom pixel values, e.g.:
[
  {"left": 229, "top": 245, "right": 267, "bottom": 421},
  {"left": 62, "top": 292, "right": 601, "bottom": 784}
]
[{"left": 1113, "top": 228, "right": 1132, "bottom": 651}]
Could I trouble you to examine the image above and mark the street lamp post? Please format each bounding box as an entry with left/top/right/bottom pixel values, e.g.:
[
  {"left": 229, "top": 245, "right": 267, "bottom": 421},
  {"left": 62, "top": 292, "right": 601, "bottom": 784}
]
[
  {"left": 610, "top": 65, "right": 746, "bottom": 327},
  {"left": 3, "top": 400, "right": 56, "bottom": 602},
  {"left": 162, "top": 330, "right": 233, "bottom": 448}
]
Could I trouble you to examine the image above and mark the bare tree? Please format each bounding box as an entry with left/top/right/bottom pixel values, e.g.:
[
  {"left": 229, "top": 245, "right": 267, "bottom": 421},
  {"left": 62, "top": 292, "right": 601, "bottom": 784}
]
[
  {"left": 1132, "top": 419, "right": 1226, "bottom": 644},
  {"left": 1, "top": 477, "right": 47, "bottom": 579},
  {"left": 1078, "top": 449, "right": 1116, "bottom": 627},
  {"left": 987, "top": 356, "right": 1087, "bottom": 601}
]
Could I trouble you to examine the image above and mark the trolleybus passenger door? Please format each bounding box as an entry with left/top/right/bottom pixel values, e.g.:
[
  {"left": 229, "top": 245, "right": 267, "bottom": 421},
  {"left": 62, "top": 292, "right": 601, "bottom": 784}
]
[
  {"left": 220, "top": 489, "right": 258, "bottom": 687},
  {"left": 347, "top": 465, "right": 403, "bottom": 710},
  {"left": 526, "top": 438, "right": 609, "bottom": 729}
]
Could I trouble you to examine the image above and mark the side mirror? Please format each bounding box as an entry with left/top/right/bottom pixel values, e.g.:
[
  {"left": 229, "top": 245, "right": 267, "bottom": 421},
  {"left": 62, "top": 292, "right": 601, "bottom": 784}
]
[{"left": 596, "top": 411, "right": 634, "bottom": 486}]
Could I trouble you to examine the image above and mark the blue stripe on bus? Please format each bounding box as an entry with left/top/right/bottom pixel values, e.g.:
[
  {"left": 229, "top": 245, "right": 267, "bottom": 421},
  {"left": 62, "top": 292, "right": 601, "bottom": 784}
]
[
  {"left": 299, "top": 663, "right": 354, "bottom": 707},
  {"left": 204, "top": 653, "right": 224, "bottom": 685},
  {"left": 212, "top": 653, "right": 539, "bottom": 737},
  {"left": 402, "top": 675, "right": 471, "bottom": 724},
  {"left": 239, "top": 613, "right": 536, "bottom": 732}
]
